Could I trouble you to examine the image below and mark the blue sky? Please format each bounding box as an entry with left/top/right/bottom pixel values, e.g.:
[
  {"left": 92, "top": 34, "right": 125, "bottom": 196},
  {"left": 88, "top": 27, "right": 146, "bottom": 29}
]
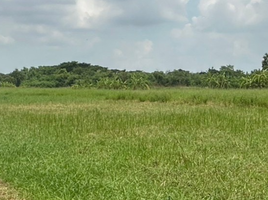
[{"left": 0, "top": 0, "right": 267, "bottom": 73}]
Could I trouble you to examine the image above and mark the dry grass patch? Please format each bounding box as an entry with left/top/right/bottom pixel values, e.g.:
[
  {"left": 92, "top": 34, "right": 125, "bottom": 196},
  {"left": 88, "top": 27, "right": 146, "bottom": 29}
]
[
  {"left": 0, "top": 180, "right": 23, "bottom": 200},
  {"left": 0, "top": 100, "right": 175, "bottom": 115}
]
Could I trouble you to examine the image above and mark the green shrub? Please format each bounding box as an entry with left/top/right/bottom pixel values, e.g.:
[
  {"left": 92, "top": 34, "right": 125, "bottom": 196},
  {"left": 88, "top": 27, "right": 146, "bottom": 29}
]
[
  {"left": 0, "top": 82, "right": 16, "bottom": 88},
  {"left": 22, "top": 80, "right": 57, "bottom": 88}
]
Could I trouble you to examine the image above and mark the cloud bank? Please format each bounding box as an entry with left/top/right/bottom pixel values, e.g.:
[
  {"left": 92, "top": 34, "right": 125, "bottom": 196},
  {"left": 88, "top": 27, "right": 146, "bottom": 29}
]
[{"left": 0, "top": 0, "right": 268, "bottom": 73}]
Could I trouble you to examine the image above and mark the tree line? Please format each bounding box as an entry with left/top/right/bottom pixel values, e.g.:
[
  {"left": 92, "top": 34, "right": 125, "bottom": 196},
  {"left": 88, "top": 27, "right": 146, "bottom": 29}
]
[{"left": 1, "top": 53, "right": 268, "bottom": 89}]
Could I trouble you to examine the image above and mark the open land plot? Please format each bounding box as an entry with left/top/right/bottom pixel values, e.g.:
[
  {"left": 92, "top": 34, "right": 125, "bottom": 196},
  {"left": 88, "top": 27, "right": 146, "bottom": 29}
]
[{"left": 0, "top": 88, "right": 268, "bottom": 199}]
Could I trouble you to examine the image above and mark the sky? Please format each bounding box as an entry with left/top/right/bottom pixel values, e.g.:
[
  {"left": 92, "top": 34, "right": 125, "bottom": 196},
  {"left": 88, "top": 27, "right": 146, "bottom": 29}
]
[{"left": 0, "top": 0, "right": 268, "bottom": 74}]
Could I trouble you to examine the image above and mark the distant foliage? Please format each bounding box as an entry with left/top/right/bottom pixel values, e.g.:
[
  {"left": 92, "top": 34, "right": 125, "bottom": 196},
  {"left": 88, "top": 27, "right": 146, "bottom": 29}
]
[
  {"left": 0, "top": 81, "right": 16, "bottom": 88},
  {"left": 262, "top": 53, "right": 268, "bottom": 70},
  {"left": 97, "top": 77, "right": 127, "bottom": 90},
  {"left": 2, "top": 54, "right": 268, "bottom": 89},
  {"left": 240, "top": 70, "right": 268, "bottom": 89}
]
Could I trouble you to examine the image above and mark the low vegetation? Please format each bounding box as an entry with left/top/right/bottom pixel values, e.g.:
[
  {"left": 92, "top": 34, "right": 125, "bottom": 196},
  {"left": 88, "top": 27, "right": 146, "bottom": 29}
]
[{"left": 0, "top": 88, "right": 268, "bottom": 199}]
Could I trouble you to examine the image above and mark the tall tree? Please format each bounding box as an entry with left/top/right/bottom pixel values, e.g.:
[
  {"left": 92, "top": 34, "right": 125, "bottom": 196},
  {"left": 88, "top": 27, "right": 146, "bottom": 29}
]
[
  {"left": 262, "top": 53, "right": 268, "bottom": 70},
  {"left": 10, "top": 69, "right": 24, "bottom": 87}
]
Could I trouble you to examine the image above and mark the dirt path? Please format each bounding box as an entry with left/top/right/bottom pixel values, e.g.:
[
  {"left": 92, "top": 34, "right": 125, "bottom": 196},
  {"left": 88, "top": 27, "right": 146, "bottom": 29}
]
[{"left": 0, "top": 180, "right": 22, "bottom": 200}]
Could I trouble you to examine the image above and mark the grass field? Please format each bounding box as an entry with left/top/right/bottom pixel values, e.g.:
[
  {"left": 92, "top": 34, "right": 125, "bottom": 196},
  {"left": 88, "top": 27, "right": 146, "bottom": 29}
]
[{"left": 0, "top": 88, "right": 268, "bottom": 199}]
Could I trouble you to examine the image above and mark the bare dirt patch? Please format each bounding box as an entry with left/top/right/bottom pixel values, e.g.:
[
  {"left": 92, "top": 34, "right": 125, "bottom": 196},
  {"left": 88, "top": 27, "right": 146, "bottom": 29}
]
[{"left": 0, "top": 180, "right": 23, "bottom": 200}]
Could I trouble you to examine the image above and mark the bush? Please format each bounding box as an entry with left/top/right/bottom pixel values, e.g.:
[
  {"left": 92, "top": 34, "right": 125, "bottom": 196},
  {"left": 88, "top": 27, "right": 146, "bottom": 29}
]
[
  {"left": 0, "top": 82, "right": 16, "bottom": 88},
  {"left": 22, "top": 80, "right": 57, "bottom": 88}
]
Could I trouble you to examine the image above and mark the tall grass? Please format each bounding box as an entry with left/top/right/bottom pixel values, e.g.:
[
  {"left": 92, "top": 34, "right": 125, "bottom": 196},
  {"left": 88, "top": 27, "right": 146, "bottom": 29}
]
[
  {"left": 0, "top": 88, "right": 268, "bottom": 199},
  {"left": 2, "top": 87, "right": 268, "bottom": 107}
]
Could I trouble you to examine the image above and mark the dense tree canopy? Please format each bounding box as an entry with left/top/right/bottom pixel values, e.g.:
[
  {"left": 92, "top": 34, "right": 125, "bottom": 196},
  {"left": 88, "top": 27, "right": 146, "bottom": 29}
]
[
  {"left": 262, "top": 53, "right": 268, "bottom": 70},
  {"left": 1, "top": 54, "right": 268, "bottom": 89}
]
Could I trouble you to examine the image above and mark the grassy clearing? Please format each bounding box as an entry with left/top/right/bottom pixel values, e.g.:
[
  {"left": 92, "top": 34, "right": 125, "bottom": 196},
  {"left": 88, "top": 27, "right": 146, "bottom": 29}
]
[
  {"left": 0, "top": 88, "right": 268, "bottom": 199},
  {"left": 1, "top": 87, "right": 268, "bottom": 107}
]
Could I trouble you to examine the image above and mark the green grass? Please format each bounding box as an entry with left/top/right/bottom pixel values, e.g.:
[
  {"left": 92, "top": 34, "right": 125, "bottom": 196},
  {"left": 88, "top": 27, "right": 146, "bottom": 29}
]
[{"left": 0, "top": 88, "right": 268, "bottom": 199}]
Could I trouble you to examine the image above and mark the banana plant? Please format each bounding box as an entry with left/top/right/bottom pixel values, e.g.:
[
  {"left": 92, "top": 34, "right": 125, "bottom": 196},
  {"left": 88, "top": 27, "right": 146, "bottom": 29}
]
[
  {"left": 240, "top": 77, "right": 252, "bottom": 88},
  {"left": 128, "top": 73, "right": 150, "bottom": 90},
  {"left": 251, "top": 70, "right": 268, "bottom": 88}
]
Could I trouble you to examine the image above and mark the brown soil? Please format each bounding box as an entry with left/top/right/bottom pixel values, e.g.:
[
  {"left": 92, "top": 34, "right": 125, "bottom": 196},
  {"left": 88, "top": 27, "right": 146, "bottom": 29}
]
[{"left": 0, "top": 180, "right": 22, "bottom": 200}]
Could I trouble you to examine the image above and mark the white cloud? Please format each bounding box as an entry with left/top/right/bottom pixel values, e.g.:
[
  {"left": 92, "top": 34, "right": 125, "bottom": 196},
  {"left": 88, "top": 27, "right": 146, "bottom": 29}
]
[
  {"left": 111, "top": 39, "right": 154, "bottom": 71},
  {"left": 75, "top": 0, "right": 107, "bottom": 28},
  {"left": 171, "top": 23, "right": 194, "bottom": 38},
  {"left": 199, "top": 0, "right": 217, "bottom": 14},
  {"left": 169, "top": 0, "right": 268, "bottom": 72},
  {"left": 0, "top": 35, "right": 14, "bottom": 44},
  {"left": 11, "top": 24, "right": 74, "bottom": 47},
  {"left": 113, "top": 49, "right": 123, "bottom": 57},
  {"left": 111, "top": 0, "right": 188, "bottom": 26},
  {"left": 160, "top": 0, "right": 189, "bottom": 22},
  {"left": 85, "top": 37, "right": 101, "bottom": 48},
  {"left": 135, "top": 40, "right": 154, "bottom": 60},
  {"left": 196, "top": 0, "right": 268, "bottom": 30},
  {"left": 70, "top": 0, "right": 121, "bottom": 29},
  {"left": 233, "top": 39, "right": 250, "bottom": 57},
  {"left": 113, "top": 39, "right": 153, "bottom": 60},
  {"left": 0, "top": 0, "right": 267, "bottom": 73}
]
